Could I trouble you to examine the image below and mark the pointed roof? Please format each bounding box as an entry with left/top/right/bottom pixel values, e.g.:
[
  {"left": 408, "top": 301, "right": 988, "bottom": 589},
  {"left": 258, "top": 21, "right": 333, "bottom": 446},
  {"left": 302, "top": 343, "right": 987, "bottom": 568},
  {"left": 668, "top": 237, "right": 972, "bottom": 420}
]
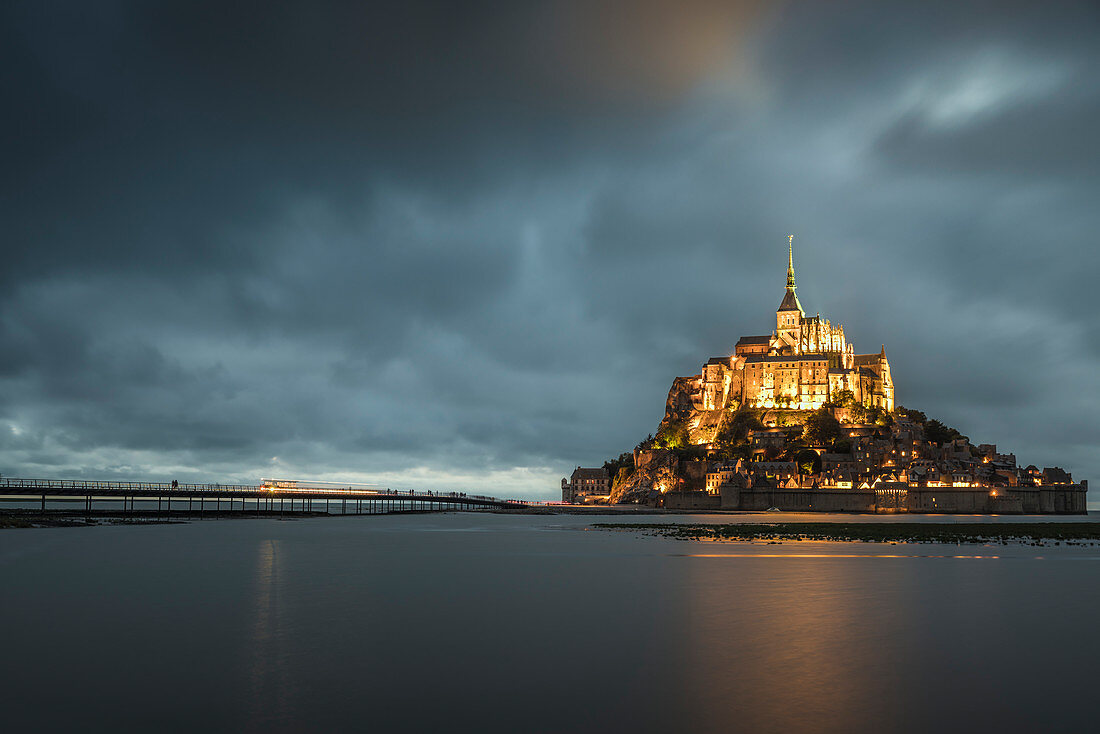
[
  {"left": 778, "top": 289, "right": 803, "bottom": 312},
  {"left": 777, "top": 235, "right": 804, "bottom": 313}
]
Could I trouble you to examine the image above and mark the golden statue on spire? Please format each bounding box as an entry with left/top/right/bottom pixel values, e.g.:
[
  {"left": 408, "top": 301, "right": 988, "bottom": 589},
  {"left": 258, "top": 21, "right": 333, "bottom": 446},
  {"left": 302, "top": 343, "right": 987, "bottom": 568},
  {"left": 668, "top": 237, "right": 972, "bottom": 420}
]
[{"left": 786, "top": 235, "right": 796, "bottom": 290}]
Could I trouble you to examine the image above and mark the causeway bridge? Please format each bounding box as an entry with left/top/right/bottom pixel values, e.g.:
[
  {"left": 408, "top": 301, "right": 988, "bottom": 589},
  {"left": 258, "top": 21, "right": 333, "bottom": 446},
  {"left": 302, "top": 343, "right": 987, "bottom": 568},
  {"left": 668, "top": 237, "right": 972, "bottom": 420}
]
[{"left": 0, "top": 476, "right": 531, "bottom": 518}]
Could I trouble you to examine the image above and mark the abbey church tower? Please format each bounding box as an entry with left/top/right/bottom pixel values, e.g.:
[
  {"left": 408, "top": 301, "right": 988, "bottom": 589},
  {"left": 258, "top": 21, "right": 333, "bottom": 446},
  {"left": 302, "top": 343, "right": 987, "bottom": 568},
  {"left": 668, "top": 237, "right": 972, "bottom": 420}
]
[
  {"left": 686, "top": 235, "right": 894, "bottom": 437},
  {"left": 775, "top": 235, "right": 803, "bottom": 354}
]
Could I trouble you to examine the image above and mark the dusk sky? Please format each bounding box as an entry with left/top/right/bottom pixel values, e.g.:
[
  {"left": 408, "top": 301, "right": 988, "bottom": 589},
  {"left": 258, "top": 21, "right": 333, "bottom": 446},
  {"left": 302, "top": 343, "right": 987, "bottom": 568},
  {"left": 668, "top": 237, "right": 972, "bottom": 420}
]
[{"left": 2, "top": 1, "right": 1098, "bottom": 498}]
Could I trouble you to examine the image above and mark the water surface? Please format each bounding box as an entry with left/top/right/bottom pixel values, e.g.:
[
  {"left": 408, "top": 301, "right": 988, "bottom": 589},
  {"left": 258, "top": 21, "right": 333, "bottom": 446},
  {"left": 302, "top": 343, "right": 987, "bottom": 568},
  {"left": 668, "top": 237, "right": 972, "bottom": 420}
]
[{"left": 1, "top": 513, "right": 1096, "bottom": 733}]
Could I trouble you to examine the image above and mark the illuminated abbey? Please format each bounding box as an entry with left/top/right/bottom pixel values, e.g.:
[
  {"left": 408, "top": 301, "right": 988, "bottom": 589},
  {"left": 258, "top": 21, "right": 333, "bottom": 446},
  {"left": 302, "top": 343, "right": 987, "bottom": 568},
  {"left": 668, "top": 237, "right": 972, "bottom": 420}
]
[{"left": 674, "top": 237, "right": 894, "bottom": 441}]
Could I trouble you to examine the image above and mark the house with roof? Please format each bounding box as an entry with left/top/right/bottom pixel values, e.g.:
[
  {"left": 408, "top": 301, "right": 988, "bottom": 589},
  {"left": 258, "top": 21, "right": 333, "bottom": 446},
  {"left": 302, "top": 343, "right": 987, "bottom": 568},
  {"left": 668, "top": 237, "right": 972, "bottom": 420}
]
[{"left": 561, "top": 467, "right": 611, "bottom": 503}]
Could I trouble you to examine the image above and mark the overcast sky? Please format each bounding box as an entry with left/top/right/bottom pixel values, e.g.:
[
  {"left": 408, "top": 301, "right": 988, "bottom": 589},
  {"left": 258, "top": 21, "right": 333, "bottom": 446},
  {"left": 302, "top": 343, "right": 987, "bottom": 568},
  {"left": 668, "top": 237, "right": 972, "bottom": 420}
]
[{"left": 2, "top": 1, "right": 1098, "bottom": 499}]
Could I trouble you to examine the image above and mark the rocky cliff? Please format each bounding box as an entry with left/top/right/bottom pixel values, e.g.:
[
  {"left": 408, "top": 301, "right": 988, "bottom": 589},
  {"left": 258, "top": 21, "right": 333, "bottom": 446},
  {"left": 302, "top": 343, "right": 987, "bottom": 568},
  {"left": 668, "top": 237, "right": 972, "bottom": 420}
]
[
  {"left": 659, "top": 375, "right": 726, "bottom": 446},
  {"left": 663, "top": 376, "right": 697, "bottom": 423},
  {"left": 608, "top": 448, "right": 710, "bottom": 504}
]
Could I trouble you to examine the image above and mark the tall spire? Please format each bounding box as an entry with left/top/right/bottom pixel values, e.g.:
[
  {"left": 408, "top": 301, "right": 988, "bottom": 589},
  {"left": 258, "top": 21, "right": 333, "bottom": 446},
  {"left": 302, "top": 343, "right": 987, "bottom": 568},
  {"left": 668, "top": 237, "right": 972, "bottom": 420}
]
[
  {"left": 777, "top": 234, "right": 804, "bottom": 314},
  {"left": 786, "top": 234, "right": 796, "bottom": 290}
]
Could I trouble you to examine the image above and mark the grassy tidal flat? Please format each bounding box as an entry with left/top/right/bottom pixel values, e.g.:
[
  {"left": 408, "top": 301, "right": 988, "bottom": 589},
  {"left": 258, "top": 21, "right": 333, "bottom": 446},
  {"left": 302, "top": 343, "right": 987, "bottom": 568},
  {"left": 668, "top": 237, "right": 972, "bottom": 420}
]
[{"left": 595, "top": 521, "right": 1100, "bottom": 545}]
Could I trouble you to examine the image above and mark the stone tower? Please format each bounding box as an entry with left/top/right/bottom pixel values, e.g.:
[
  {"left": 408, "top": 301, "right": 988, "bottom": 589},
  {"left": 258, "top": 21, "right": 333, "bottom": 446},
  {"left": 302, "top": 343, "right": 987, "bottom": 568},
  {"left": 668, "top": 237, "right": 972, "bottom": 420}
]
[{"left": 775, "top": 235, "right": 803, "bottom": 353}]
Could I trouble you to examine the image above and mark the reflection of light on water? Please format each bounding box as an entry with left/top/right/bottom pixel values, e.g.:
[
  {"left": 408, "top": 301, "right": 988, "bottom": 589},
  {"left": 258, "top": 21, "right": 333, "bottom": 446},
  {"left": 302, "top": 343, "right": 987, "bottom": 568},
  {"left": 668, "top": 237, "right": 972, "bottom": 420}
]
[
  {"left": 247, "top": 539, "right": 290, "bottom": 729},
  {"left": 674, "top": 541, "right": 1015, "bottom": 731}
]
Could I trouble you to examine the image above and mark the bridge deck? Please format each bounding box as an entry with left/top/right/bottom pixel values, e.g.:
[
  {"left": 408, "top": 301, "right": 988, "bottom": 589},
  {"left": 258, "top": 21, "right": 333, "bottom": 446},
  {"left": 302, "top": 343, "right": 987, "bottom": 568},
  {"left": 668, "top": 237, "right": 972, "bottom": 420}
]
[{"left": 0, "top": 478, "right": 526, "bottom": 509}]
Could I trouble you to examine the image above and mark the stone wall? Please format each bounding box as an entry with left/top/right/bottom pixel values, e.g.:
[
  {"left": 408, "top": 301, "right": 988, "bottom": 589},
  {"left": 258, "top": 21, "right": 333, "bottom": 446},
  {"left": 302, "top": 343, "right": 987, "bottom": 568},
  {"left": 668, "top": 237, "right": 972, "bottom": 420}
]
[
  {"left": 662, "top": 491, "right": 721, "bottom": 510},
  {"left": 1008, "top": 484, "right": 1088, "bottom": 514},
  {"left": 906, "top": 488, "right": 995, "bottom": 514},
  {"left": 907, "top": 484, "right": 1086, "bottom": 514},
  {"left": 680, "top": 460, "right": 709, "bottom": 491},
  {"left": 720, "top": 486, "right": 877, "bottom": 512},
  {"left": 709, "top": 482, "right": 1087, "bottom": 514}
]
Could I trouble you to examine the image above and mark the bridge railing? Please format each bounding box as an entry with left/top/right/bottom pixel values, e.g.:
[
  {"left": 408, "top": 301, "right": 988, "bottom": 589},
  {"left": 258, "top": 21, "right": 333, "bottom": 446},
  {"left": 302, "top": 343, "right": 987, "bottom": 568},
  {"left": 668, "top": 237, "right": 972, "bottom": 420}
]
[
  {"left": 0, "top": 477, "right": 527, "bottom": 505},
  {"left": 363, "top": 488, "right": 522, "bottom": 503},
  {"left": 0, "top": 477, "right": 254, "bottom": 492}
]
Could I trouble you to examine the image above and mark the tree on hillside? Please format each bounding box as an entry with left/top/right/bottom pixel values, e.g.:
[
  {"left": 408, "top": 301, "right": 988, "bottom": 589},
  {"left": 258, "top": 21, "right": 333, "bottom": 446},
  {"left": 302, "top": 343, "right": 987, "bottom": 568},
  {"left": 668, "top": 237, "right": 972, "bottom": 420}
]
[
  {"left": 784, "top": 425, "right": 804, "bottom": 445},
  {"left": 655, "top": 419, "right": 690, "bottom": 450},
  {"left": 865, "top": 406, "right": 894, "bottom": 427},
  {"left": 924, "top": 419, "right": 966, "bottom": 446},
  {"left": 794, "top": 448, "right": 822, "bottom": 476},
  {"left": 831, "top": 389, "right": 856, "bottom": 407},
  {"left": 803, "top": 408, "right": 841, "bottom": 446},
  {"left": 602, "top": 452, "right": 634, "bottom": 480},
  {"left": 715, "top": 409, "right": 764, "bottom": 449},
  {"left": 713, "top": 443, "right": 753, "bottom": 463},
  {"left": 893, "top": 405, "right": 967, "bottom": 446},
  {"left": 846, "top": 403, "right": 868, "bottom": 423},
  {"left": 896, "top": 406, "right": 926, "bottom": 424}
]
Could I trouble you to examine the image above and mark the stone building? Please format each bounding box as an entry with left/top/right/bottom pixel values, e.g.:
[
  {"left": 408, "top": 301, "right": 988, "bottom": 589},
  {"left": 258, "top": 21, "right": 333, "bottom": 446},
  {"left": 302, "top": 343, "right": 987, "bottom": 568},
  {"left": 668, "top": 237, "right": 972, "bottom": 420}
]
[
  {"left": 615, "top": 236, "right": 1086, "bottom": 514},
  {"left": 705, "top": 460, "right": 752, "bottom": 494},
  {"left": 673, "top": 237, "right": 893, "bottom": 445},
  {"left": 561, "top": 467, "right": 611, "bottom": 503}
]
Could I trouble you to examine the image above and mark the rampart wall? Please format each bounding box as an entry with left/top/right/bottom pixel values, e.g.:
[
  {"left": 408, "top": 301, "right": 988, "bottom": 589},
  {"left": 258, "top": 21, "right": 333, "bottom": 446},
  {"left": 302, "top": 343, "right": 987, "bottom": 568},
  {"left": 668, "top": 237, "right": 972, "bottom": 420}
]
[
  {"left": 720, "top": 486, "right": 877, "bottom": 512},
  {"left": 707, "top": 483, "right": 1087, "bottom": 514},
  {"left": 662, "top": 491, "right": 721, "bottom": 510}
]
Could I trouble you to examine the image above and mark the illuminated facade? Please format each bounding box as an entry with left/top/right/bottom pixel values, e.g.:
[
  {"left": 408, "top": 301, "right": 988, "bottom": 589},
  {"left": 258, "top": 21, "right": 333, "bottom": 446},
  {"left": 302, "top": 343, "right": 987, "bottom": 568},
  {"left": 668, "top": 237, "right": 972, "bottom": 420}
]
[
  {"left": 691, "top": 237, "right": 893, "bottom": 419},
  {"left": 561, "top": 467, "right": 611, "bottom": 503}
]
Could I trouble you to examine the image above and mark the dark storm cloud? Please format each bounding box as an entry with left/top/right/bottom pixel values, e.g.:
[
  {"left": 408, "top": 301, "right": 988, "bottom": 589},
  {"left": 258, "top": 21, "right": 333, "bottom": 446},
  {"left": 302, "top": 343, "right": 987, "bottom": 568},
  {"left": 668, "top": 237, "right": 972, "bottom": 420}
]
[{"left": 1, "top": 0, "right": 1098, "bottom": 497}]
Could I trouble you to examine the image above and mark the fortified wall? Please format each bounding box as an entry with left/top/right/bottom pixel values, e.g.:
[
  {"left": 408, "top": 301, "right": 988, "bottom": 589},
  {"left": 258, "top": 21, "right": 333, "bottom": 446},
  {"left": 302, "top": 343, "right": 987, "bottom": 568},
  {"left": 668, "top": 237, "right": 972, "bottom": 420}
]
[{"left": 661, "top": 482, "right": 1088, "bottom": 514}]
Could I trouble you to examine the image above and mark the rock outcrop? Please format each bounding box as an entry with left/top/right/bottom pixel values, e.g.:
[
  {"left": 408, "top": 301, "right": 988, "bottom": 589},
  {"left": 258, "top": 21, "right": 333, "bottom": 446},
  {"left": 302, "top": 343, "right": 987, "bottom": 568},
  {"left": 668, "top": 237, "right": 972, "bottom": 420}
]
[
  {"left": 663, "top": 376, "right": 698, "bottom": 423},
  {"left": 659, "top": 376, "right": 727, "bottom": 446},
  {"left": 608, "top": 448, "right": 710, "bottom": 504}
]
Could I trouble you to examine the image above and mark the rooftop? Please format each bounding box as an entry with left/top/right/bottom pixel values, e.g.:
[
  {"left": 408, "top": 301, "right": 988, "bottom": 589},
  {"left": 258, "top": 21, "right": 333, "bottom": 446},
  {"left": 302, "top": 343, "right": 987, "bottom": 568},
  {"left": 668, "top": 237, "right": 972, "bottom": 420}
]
[
  {"left": 571, "top": 467, "right": 609, "bottom": 481},
  {"left": 777, "top": 288, "right": 803, "bottom": 313}
]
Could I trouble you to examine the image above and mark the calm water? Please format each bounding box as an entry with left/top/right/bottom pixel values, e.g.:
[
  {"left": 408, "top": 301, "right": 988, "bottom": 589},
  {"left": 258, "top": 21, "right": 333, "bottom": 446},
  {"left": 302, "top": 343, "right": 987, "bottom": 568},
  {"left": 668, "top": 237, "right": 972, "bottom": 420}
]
[{"left": 2, "top": 512, "right": 1098, "bottom": 733}]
